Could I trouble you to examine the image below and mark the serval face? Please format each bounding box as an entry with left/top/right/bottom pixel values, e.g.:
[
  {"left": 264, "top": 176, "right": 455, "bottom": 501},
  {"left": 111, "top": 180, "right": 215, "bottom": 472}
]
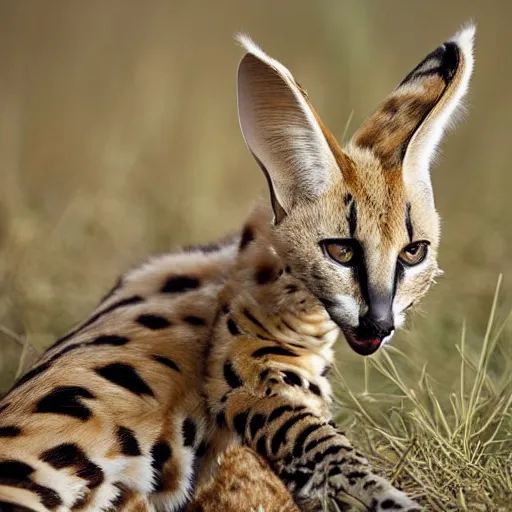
[{"left": 237, "top": 27, "right": 474, "bottom": 355}]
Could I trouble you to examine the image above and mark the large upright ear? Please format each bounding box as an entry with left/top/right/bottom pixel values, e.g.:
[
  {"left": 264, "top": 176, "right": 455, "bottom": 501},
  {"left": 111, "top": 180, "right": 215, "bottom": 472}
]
[
  {"left": 351, "top": 25, "right": 475, "bottom": 187},
  {"left": 236, "top": 35, "right": 343, "bottom": 223}
]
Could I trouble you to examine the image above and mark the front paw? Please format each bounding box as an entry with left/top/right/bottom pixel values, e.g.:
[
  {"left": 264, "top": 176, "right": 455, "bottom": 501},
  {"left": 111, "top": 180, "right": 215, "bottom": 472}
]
[{"left": 370, "top": 488, "right": 421, "bottom": 511}]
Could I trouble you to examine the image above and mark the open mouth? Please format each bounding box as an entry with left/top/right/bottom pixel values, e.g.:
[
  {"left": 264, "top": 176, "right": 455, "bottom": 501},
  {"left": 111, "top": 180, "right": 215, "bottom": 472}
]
[{"left": 341, "top": 329, "right": 383, "bottom": 356}]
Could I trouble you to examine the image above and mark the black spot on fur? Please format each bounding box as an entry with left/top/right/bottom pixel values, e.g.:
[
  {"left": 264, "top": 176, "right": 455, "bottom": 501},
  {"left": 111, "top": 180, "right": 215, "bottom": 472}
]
[
  {"left": 117, "top": 426, "right": 141, "bottom": 456},
  {"left": 268, "top": 405, "right": 294, "bottom": 422},
  {"left": 363, "top": 479, "right": 378, "bottom": 490},
  {"left": 285, "top": 284, "right": 298, "bottom": 294},
  {"left": 279, "top": 468, "right": 311, "bottom": 490},
  {"left": 380, "top": 499, "right": 401, "bottom": 510},
  {"left": 0, "top": 426, "right": 21, "bottom": 437},
  {"left": 95, "top": 363, "right": 154, "bottom": 397},
  {"left": 182, "top": 418, "right": 197, "bottom": 447},
  {"left": 252, "top": 346, "right": 298, "bottom": 359},
  {"left": 183, "top": 315, "right": 207, "bottom": 326},
  {"left": 136, "top": 314, "right": 171, "bottom": 330},
  {"left": 255, "top": 265, "right": 277, "bottom": 285},
  {"left": 259, "top": 369, "right": 270, "bottom": 381},
  {"left": 196, "top": 441, "right": 209, "bottom": 458},
  {"left": 328, "top": 466, "right": 342, "bottom": 477},
  {"left": 343, "top": 193, "right": 353, "bottom": 205},
  {"left": 243, "top": 309, "right": 268, "bottom": 332},
  {"left": 249, "top": 413, "right": 266, "bottom": 439},
  {"left": 0, "top": 460, "right": 62, "bottom": 509},
  {"left": 227, "top": 318, "right": 241, "bottom": 336},
  {"left": 347, "top": 470, "right": 368, "bottom": 485},
  {"left": 0, "top": 502, "right": 37, "bottom": 512},
  {"left": 305, "top": 434, "right": 336, "bottom": 453},
  {"left": 152, "top": 355, "right": 180, "bottom": 372},
  {"left": 41, "top": 443, "right": 104, "bottom": 488},
  {"left": 0, "top": 460, "right": 33, "bottom": 480},
  {"left": 35, "top": 386, "right": 95, "bottom": 421},
  {"left": 216, "top": 411, "right": 227, "bottom": 428},
  {"left": 52, "top": 295, "right": 144, "bottom": 348},
  {"left": 161, "top": 275, "right": 200, "bottom": 294},
  {"left": 91, "top": 334, "right": 130, "bottom": 346},
  {"left": 309, "top": 382, "right": 322, "bottom": 396},
  {"left": 151, "top": 441, "right": 172, "bottom": 492},
  {"left": 223, "top": 360, "right": 243, "bottom": 389},
  {"left": 221, "top": 304, "right": 230, "bottom": 314},
  {"left": 233, "top": 411, "right": 249, "bottom": 438},
  {"left": 239, "top": 226, "right": 254, "bottom": 250},
  {"left": 283, "top": 371, "right": 302, "bottom": 387},
  {"left": 11, "top": 362, "right": 51, "bottom": 391},
  {"left": 271, "top": 412, "right": 311, "bottom": 455}
]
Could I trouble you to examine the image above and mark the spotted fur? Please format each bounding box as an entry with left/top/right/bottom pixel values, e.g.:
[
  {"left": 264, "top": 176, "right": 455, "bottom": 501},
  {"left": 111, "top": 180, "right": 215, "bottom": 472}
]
[{"left": 0, "top": 26, "right": 474, "bottom": 512}]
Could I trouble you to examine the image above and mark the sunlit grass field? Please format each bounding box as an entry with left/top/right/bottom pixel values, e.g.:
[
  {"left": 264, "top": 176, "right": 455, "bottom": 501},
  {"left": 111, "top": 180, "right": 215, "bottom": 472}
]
[{"left": 0, "top": 1, "right": 511, "bottom": 510}]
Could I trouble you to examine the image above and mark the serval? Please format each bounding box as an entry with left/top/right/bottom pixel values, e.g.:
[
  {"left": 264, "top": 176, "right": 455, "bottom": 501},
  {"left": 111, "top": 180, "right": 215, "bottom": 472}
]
[{"left": 0, "top": 25, "right": 474, "bottom": 512}]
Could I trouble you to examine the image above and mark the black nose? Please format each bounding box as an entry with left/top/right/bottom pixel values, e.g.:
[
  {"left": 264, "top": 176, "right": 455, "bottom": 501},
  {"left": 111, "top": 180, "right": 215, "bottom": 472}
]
[{"left": 357, "top": 303, "right": 394, "bottom": 340}]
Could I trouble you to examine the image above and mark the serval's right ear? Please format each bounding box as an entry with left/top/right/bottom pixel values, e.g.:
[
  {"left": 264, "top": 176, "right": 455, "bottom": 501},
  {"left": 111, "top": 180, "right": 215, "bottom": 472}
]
[
  {"left": 351, "top": 25, "right": 475, "bottom": 189},
  {"left": 236, "top": 35, "right": 344, "bottom": 224}
]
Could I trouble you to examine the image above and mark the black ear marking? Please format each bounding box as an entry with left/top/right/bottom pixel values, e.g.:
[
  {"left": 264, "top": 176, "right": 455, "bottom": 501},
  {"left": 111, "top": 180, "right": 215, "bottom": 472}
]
[{"left": 400, "top": 41, "right": 460, "bottom": 87}]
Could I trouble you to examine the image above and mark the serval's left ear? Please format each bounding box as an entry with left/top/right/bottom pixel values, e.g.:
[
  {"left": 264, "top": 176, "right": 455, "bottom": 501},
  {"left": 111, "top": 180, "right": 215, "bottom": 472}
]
[{"left": 351, "top": 24, "right": 475, "bottom": 186}]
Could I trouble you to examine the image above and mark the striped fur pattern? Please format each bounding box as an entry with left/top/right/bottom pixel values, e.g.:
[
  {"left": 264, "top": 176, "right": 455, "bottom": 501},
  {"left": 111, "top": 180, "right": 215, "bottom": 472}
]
[{"left": 0, "top": 26, "right": 474, "bottom": 512}]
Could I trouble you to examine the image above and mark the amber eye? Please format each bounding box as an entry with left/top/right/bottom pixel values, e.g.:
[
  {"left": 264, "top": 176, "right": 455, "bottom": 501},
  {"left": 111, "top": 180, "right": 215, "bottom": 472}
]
[
  {"left": 398, "top": 241, "right": 429, "bottom": 266},
  {"left": 323, "top": 241, "right": 355, "bottom": 266}
]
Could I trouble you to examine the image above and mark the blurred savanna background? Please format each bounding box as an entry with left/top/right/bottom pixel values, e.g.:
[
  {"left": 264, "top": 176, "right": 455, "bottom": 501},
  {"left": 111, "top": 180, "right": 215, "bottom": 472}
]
[{"left": 0, "top": 1, "right": 510, "bottom": 510}]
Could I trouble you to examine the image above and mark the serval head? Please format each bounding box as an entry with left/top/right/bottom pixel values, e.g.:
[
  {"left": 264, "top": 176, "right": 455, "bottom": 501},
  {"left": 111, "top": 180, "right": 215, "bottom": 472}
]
[{"left": 236, "top": 26, "right": 475, "bottom": 356}]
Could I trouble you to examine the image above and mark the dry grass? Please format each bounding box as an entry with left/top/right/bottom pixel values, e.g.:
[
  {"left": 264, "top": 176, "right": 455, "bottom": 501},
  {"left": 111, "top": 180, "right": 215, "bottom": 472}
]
[
  {"left": 0, "top": 1, "right": 511, "bottom": 510},
  {"left": 334, "top": 277, "right": 512, "bottom": 510}
]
